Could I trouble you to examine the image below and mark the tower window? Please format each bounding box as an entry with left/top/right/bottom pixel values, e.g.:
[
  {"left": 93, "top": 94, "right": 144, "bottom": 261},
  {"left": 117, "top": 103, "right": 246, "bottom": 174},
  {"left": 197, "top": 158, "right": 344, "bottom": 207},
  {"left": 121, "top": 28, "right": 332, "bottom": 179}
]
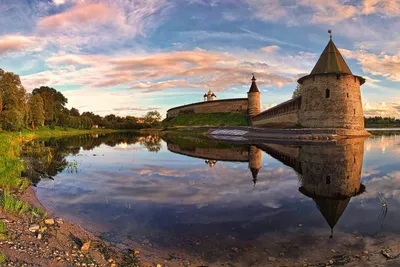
[
  {"left": 325, "top": 88, "right": 330, "bottom": 98},
  {"left": 347, "top": 93, "right": 349, "bottom": 98},
  {"left": 326, "top": 176, "right": 331, "bottom": 184},
  {"left": 354, "top": 109, "right": 356, "bottom": 115}
]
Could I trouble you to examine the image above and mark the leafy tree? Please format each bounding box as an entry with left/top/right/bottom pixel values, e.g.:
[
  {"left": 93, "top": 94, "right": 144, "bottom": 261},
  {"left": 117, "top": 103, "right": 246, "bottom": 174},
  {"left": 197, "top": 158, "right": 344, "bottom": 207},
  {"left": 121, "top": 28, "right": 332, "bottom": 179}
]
[
  {"left": 32, "top": 86, "right": 68, "bottom": 125},
  {"left": 28, "top": 94, "right": 45, "bottom": 129},
  {"left": 292, "top": 83, "right": 302, "bottom": 99},
  {"left": 0, "top": 69, "right": 27, "bottom": 131},
  {"left": 70, "top": 107, "right": 80, "bottom": 116},
  {"left": 144, "top": 111, "right": 162, "bottom": 125}
]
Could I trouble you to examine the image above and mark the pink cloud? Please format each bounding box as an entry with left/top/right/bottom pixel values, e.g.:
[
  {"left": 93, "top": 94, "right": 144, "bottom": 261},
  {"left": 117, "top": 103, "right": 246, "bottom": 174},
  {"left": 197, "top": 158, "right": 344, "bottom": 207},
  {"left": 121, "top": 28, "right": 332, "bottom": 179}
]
[
  {"left": 0, "top": 35, "right": 44, "bottom": 54},
  {"left": 38, "top": 2, "right": 114, "bottom": 30}
]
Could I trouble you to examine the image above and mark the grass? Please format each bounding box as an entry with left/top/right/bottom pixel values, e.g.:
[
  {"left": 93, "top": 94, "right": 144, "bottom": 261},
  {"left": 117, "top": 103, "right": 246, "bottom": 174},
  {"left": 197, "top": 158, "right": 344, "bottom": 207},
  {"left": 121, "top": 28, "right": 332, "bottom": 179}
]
[
  {"left": 0, "top": 253, "right": 6, "bottom": 264},
  {"left": 0, "top": 134, "right": 29, "bottom": 190},
  {"left": 162, "top": 112, "right": 250, "bottom": 127},
  {"left": 0, "top": 221, "right": 7, "bottom": 239},
  {"left": 0, "top": 190, "right": 30, "bottom": 215}
]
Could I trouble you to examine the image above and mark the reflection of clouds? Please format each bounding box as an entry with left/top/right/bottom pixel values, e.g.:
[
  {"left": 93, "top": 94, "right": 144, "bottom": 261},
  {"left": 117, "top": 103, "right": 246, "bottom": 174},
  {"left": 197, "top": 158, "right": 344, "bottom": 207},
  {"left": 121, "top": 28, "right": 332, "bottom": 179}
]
[
  {"left": 367, "top": 135, "right": 400, "bottom": 154},
  {"left": 363, "top": 171, "right": 400, "bottom": 200},
  {"left": 40, "top": 160, "right": 301, "bottom": 211}
]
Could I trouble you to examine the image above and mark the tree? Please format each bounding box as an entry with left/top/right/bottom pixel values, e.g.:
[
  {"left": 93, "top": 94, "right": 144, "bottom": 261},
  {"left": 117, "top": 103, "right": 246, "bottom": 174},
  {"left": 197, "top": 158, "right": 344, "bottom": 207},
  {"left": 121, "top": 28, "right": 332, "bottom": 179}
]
[
  {"left": 70, "top": 107, "right": 80, "bottom": 116},
  {"left": 32, "top": 86, "right": 68, "bottom": 125},
  {"left": 28, "top": 94, "right": 45, "bottom": 129},
  {"left": 143, "top": 111, "right": 162, "bottom": 125},
  {"left": 0, "top": 69, "right": 27, "bottom": 131},
  {"left": 292, "top": 83, "right": 302, "bottom": 99}
]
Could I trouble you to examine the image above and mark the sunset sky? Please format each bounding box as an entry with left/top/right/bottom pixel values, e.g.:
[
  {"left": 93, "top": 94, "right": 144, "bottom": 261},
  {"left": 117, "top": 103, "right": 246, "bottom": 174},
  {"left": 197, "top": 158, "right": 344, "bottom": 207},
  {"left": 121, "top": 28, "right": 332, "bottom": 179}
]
[{"left": 0, "top": 0, "right": 399, "bottom": 118}]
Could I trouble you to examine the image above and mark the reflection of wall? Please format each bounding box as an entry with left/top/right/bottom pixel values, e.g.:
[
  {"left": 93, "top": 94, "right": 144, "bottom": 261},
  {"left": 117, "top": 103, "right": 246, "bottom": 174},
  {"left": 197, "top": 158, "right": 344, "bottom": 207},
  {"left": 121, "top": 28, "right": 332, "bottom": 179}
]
[{"left": 167, "top": 143, "right": 249, "bottom": 162}]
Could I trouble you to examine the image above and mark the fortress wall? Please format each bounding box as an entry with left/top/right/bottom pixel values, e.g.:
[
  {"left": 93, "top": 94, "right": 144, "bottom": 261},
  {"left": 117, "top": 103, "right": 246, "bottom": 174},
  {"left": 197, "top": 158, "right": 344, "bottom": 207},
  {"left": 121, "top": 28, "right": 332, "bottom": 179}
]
[
  {"left": 251, "top": 112, "right": 299, "bottom": 128},
  {"left": 167, "top": 98, "right": 249, "bottom": 118},
  {"left": 299, "top": 74, "right": 364, "bottom": 129},
  {"left": 251, "top": 97, "right": 301, "bottom": 128},
  {"left": 167, "top": 143, "right": 249, "bottom": 161}
]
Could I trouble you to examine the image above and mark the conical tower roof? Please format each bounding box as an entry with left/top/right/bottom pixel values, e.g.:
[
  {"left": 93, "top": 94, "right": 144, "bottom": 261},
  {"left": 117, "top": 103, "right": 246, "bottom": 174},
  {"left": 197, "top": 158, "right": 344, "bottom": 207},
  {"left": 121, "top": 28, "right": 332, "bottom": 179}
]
[
  {"left": 314, "top": 197, "right": 350, "bottom": 230},
  {"left": 248, "top": 74, "right": 259, "bottom": 93},
  {"left": 250, "top": 167, "right": 260, "bottom": 179},
  {"left": 298, "top": 37, "right": 365, "bottom": 84},
  {"left": 310, "top": 38, "right": 352, "bottom": 75}
]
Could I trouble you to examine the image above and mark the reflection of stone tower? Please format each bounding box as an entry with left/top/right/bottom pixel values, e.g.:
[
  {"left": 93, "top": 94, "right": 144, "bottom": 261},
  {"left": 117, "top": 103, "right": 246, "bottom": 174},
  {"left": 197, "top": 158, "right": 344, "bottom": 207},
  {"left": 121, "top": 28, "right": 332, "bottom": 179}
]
[
  {"left": 248, "top": 145, "right": 262, "bottom": 186},
  {"left": 298, "top": 138, "right": 366, "bottom": 237},
  {"left": 247, "top": 74, "right": 260, "bottom": 117},
  {"left": 297, "top": 35, "right": 365, "bottom": 130}
]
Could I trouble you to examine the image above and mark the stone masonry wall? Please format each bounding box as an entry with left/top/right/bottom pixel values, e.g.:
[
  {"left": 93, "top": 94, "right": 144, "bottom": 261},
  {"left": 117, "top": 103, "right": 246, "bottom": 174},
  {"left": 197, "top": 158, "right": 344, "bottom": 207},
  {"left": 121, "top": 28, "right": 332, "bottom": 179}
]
[
  {"left": 299, "top": 74, "right": 364, "bottom": 129},
  {"left": 167, "top": 98, "right": 249, "bottom": 118},
  {"left": 252, "top": 112, "right": 299, "bottom": 128}
]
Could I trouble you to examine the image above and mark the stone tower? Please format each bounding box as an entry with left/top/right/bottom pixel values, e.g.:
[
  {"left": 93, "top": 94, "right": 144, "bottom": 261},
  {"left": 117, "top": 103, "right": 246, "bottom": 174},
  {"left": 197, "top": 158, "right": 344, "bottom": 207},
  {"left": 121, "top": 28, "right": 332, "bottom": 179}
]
[
  {"left": 248, "top": 145, "right": 262, "bottom": 186},
  {"left": 247, "top": 74, "right": 260, "bottom": 117},
  {"left": 297, "top": 36, "right": 365, "bottom": 130}
]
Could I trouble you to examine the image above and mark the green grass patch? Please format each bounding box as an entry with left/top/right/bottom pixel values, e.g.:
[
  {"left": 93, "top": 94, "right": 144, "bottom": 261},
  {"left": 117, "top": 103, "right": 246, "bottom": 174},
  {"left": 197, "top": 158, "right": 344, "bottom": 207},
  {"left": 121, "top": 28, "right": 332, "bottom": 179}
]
[
  {"left": 0, "top": 190, "right": 30, "bottom": 215},
  {"left": 0, "top": 221, "right": 7, "bottom": 239},
  {"left": 162, "top": 113, "right": 249, "bottom": 127},
  {"left": 0, "top": 134, "right": 29, "bottom": 190},
  {"left": 0, "top": 253, "right": 6, "bottom": 264}
]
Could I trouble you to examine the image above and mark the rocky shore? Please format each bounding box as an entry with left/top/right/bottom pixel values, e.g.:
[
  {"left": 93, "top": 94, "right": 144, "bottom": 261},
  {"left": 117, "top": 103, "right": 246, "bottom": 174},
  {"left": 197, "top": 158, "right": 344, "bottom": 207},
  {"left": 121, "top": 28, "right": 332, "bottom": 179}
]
[{"left": 0, "top": 188, "right": 142, "bottom": 267}]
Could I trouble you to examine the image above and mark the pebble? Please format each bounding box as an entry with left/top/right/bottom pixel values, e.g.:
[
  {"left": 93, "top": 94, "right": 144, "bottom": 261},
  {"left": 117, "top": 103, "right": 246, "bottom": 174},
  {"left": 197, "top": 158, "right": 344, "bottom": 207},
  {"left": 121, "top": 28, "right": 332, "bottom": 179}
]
[
  {"left": 268, "top": 257, "right": 276, "bottom": 261},
  {"left": 44, "top": 219, "right": 55, "bottom": 225}
]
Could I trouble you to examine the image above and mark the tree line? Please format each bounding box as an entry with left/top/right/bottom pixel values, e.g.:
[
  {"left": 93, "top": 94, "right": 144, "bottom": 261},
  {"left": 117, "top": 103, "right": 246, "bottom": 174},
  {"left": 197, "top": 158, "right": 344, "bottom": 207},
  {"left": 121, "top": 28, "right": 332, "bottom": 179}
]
[
  {"left": 364, "top": 116, "right": 400, "bottom": 126},
  {"left": 0, "top": 69, "right": 161, "bottom": 131}
]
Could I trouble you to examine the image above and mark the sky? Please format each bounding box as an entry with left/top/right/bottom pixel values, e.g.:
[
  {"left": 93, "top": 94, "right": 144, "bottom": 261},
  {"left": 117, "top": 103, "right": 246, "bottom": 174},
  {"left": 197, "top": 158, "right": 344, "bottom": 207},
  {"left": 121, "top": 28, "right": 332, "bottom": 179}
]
[{"left": 0, "top": 0, "right": 399, "bottom": 118}]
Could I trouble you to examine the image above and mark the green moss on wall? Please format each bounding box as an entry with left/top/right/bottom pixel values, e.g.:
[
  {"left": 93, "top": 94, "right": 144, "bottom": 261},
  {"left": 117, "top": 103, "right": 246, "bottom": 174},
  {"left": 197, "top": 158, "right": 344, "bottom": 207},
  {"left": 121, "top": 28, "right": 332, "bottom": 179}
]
[{"left": 162, "top": 113, "right": 249, "bottom": 127}]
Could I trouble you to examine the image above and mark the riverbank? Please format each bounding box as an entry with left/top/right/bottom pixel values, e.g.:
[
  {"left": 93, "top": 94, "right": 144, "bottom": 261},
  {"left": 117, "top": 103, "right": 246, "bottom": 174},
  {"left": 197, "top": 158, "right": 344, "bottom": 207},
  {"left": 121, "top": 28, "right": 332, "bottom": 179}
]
[{"left": 0, "top": 127, "right": 145, "bottom": 266}]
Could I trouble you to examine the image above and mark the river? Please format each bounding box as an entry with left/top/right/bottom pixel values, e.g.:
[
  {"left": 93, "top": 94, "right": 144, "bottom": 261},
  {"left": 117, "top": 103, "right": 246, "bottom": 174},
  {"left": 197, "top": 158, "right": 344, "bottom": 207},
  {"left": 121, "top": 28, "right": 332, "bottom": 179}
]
[{"left": 21, "top": 131, "right": 400, "bottom": 266}]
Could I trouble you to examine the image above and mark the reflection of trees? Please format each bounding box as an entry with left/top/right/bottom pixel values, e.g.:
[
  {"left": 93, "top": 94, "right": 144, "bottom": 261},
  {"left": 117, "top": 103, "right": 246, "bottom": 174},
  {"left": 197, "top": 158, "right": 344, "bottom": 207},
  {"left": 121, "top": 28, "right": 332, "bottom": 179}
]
[
  {"left": 139, "top": 135, "right": 161, "bottom": 153},
  {"left": 21, "top": 132, "right": 150, "bottom": 184}
]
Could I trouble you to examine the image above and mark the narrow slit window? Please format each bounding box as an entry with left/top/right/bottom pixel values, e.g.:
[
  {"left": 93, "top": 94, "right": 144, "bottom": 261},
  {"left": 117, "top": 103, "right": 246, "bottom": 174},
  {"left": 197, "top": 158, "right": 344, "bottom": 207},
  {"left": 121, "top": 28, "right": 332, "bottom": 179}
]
[
  {"left": 347, "top": 93, "right": 349, "bottom": 98},
  {"left": 326, "top": 176, "right": 331, "bottom": 184},
  {"left": 325, "top": 88, "right": 330, "bottom": 98}
]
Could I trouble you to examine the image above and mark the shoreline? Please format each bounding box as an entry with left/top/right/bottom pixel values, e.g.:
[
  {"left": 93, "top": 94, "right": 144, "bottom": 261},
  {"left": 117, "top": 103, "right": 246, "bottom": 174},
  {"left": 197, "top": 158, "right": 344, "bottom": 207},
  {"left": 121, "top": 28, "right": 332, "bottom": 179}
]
[{"left": 0, "top": 127, "right": 144, "bottom": 267}]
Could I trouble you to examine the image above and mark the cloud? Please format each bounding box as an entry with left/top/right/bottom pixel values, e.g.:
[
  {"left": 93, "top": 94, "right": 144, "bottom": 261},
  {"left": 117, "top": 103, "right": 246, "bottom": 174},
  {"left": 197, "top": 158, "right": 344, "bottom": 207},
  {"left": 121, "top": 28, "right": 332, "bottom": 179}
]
[
  {"left": 245, "top": 0, "right": 400, "bottom": 26},
  {"left": 260, "top": 45, "right": 280, "bottom": 53},
  {"left": 361, "top": 0, "right": 400, "bottom": 16},
  {"left": 38, "top": 3, "right": 114, "bottom": 30},
  {"left": 363, "top": 100, "right": 400, "bottom": 118},
  {"left": 299, "top": 0, "right": 358, "bottom": 24},
  {"left": 341, "top": 48, "right": 400, "bottom": 81},
  {"left": 0, "top": 35, "right": 44, "bottom": 54}
]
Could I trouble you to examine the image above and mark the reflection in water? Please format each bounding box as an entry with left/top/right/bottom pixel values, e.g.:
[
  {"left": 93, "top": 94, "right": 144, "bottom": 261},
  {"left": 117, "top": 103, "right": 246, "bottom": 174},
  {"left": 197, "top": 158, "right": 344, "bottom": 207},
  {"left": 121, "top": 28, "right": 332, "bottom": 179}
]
[
  {"left": 167, "top": 136, "right": 366, "bottom": 236},
  {"left": 21, "top": 132, "right": 400, "bottom": 266}
]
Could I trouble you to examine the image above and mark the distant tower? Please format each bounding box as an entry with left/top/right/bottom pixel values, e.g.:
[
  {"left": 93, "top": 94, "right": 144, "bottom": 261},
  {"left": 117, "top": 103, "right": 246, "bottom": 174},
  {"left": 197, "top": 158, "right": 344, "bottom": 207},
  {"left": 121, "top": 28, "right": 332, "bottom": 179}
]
[
  {"left": 204, "top": 93, "right": 207, "bottom": 102},
  {"left": 248, "top": 145, "right": 262, "bottom": 186},
  {"left": 297, "top": 32, "right": 365, "bottom": 130},
  {"left": 247, "top": 74, "right": 261, "bottom": 117}
]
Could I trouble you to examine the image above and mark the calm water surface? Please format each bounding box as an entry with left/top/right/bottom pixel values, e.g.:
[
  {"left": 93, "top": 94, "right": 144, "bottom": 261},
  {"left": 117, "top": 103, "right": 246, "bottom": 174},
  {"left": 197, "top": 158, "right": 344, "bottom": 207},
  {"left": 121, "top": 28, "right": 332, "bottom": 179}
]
[{"left": 22, "top": 132, "right": 400, "bottom": 263}]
